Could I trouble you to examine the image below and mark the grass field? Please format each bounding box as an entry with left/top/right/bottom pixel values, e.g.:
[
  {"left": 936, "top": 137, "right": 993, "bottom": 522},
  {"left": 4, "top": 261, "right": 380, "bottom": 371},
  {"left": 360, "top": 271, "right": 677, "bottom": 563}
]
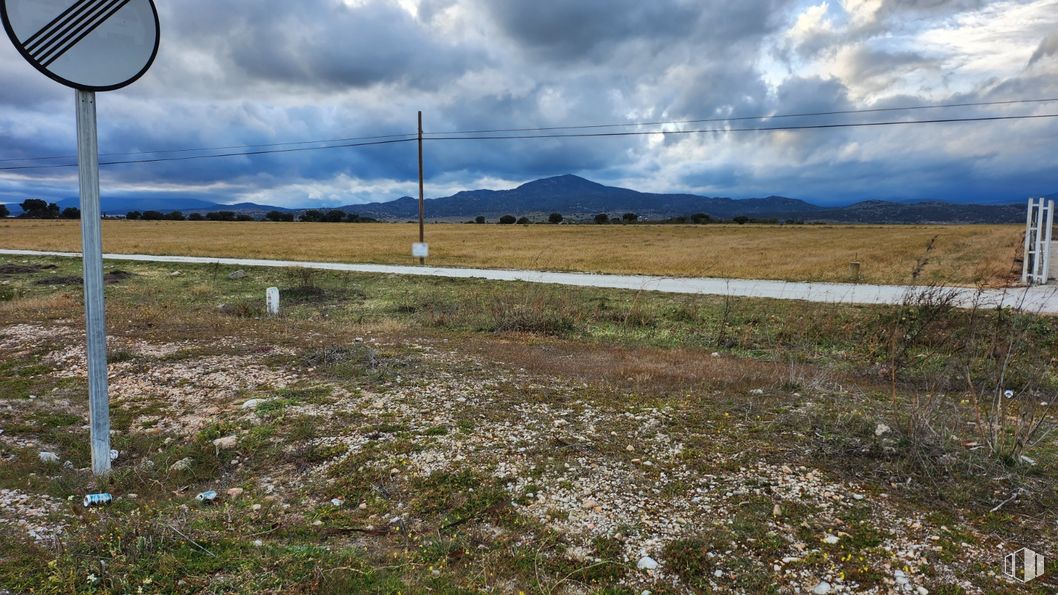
[
  {"left": 0, "top": 220, "right": 1024, "bottom": 286},
  {"left": 0, "top": 254, "right": 1055, "bottom": 592}
]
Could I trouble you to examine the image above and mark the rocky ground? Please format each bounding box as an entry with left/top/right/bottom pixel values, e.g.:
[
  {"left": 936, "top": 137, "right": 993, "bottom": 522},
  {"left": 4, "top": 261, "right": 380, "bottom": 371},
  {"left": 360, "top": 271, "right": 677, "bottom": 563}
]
[{"left": 0, "top": 322, "right": 1029, "bottom": 593}]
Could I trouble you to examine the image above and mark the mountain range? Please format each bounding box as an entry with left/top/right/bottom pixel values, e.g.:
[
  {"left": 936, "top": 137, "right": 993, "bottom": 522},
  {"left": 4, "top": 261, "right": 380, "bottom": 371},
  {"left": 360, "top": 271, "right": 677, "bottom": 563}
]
[
  {"left": 332, "top": 175, "right": 1034, "bottom": 224},
  {"left": 4, "top": 175, "right": 1044, "bottom": 224}
]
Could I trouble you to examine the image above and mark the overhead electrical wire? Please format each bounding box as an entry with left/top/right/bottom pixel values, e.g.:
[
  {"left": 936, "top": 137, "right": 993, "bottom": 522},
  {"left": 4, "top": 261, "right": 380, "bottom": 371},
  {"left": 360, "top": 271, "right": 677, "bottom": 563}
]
[
  {"left": 422, "top": 97, "right": 1058, "bottom": 136},
  {"left": 425, "top": 113, "right": 1058, "bottom": 141},
  {"left": 0, "top": 110, "right": 1056, "bottom": 172},
  {"left": 0, "top": 137, "right": 417, "bottom": 171},
  {"left": 0, "top": 131, "right": 420, "bottom": 164},
  {"left": 1, "top": 96, "right": 1056, "bottom": 166}
]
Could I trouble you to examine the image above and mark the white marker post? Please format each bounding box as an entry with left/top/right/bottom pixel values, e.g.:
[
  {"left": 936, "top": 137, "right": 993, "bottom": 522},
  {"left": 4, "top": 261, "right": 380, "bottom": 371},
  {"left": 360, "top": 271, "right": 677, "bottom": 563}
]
[
  {"left": 1, "top": 0, "right": 161, "bottom": 476},
  {"left": 266, "top": 287, "right": 280, "bottom": 316}
]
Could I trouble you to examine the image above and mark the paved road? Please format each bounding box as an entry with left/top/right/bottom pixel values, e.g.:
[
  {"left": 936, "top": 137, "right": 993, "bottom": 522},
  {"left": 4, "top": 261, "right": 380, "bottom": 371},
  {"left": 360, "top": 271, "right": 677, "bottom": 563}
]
[{"left": 3, "top": 248, "right": 1056, "bottom": 313}]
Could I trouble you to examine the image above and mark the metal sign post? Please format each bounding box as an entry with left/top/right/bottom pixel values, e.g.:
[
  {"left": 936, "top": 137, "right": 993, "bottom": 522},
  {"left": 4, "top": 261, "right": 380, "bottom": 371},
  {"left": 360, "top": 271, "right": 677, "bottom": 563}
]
[
  {"left": 75, "top": 89, "right": 111, "bottom": 475},
  {"left": 2, "top": 0, "right": 160, "bottom": 476}
]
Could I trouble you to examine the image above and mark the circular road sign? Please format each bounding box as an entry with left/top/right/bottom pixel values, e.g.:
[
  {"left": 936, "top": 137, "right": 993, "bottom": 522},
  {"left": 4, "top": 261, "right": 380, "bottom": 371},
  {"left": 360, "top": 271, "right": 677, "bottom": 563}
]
[{"left": 1, "top": 0, "right": 159, "bottom": 92}]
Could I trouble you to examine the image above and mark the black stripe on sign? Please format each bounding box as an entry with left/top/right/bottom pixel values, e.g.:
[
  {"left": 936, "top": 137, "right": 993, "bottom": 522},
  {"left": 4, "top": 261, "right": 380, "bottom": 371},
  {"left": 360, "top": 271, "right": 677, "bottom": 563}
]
[
  {"left": 25, "top": 0, "right": 107, "bottom": 54},
  {"left": 40, "top": 0, "right": 134, "bottom": 67}
]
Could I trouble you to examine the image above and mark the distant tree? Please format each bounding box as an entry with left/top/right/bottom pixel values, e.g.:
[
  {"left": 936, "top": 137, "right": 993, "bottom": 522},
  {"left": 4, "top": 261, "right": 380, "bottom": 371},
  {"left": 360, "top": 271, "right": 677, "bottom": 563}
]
[
  {"left": 323, "top": 210, "right": 346, "bottom": 223},
  {"left": 732, "top": 216, "right": 750, "bottom": 225},
  {"left": 236, "top": 214, "right": 255, "bottom": 221},
  {"left": 0, "top": 204, "right": 8, "bottom": 218},
  {"left": 60, "top": 207, "right": 81, "bottom": 219},
  {"left": 691, "top": 213, "right": 711, "bottom": 224},
  {"left": 141, "top": 210, "right": 164, "bottom": 221},
  {"left": 475, "top": 216, "right": 486, "bottom": 224},
  {"left": 266, "top": 210, "right": 295, "bottom": 222},
  {"left": 206, "top": 211, "right": 237, "bottom": 222},
  {"left": 187, "top": 213, "right": 205, "bottom": 221},
  {"left": 594, "top": 213, "right": 610, "bottom": 225},
  {"left": 300, "top": 209, "right": 323, "bottom": 223},
  {"left": 498, "top": 215, "right": 517, "bottom": 225},
  {"left": 516, "top": 216, "right": 531, "bottom": 225},
  {"left": 621, "top": 213, "right": 639, "bottom": 223},
  {"left": 164, "top": 211, "right": 186, "bottom": 221},
  {"left": 19, "top": 199, "right": 59, "bottom": 219},
  {"left": 125, "top": 210, "right": 142, "bottom": 220},
  {"left": 548, "top": 213, "right": 563, "bottom": 224}
]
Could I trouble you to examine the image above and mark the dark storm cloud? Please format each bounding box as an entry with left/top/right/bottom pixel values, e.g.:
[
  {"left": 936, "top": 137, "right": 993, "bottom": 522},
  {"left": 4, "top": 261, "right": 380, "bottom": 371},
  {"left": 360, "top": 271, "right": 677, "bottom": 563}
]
[
  {"left": 159, "top": 0, "right": 485, "bottom": 92},
  {"left": 0, "top": 0, "right": 1055, "bottom": 209},
  {"left": 480, "top": 0, "right": 786, "bottom": 62},
  {"left": 1030, "top": 32, "right": 1058, "bottom": 66}
]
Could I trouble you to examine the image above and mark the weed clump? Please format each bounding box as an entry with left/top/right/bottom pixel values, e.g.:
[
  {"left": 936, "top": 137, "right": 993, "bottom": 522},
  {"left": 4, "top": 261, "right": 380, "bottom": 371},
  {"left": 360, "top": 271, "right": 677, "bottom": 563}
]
[{"left": 485, "top": 291, "right": 579, "bottom": 336}]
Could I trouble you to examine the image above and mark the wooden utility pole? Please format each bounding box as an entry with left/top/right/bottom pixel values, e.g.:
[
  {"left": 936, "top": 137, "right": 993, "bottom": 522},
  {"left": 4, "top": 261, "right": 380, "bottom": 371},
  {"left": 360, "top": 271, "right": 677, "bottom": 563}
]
[{"left": 418, "top": 111, "right": 425, "bottom": 265}]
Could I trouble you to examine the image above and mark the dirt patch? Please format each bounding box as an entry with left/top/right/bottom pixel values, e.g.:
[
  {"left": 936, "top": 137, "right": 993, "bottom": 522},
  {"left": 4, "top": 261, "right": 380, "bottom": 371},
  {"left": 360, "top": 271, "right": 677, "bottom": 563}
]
[
  {"left": 33, "top": 271, "right": 134, "bottom": 286},
  {"left": 0, "top": 264, "right": 57, "bottom": 275}
]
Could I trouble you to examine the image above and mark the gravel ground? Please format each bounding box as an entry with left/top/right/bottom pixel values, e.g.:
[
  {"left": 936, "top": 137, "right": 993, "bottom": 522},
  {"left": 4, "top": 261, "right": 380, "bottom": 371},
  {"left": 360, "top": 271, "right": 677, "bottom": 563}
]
[{"left": 0, "top": 323, "right": 1028, "bottom": 592}]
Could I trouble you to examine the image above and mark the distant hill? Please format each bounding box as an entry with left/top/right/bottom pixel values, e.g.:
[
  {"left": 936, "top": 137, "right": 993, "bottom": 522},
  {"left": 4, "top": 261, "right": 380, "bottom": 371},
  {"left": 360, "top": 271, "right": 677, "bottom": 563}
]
[
  {"left": 340, "top": 175, "right": 1027, "bottom": 224},
  {"left": 3, "top": 176, "right": 1042, "bottom": 224},
  {"left": 54, "top": 196, "right": 220, "bottom": 214}
]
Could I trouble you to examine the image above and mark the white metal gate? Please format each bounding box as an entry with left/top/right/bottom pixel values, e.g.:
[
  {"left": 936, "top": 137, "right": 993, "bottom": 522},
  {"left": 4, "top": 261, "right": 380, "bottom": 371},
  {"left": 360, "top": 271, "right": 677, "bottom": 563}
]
[{"left": 1022, "top": 197, "right": 1054, "bottom": 285}]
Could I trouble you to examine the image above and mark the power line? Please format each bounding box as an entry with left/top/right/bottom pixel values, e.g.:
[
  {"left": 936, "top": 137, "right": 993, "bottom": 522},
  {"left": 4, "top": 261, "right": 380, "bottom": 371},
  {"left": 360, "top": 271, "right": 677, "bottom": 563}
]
[
  {"left": 0, "top": 131, "right": 419, "bottom": 165},
  {"left": 0, "top": 137, "right": 417, "bottom": 171},
  {"left": 0, "top": 112, "right": 1055, "bottom": 172},
  {"left": 1, "top": 95, "right": 1055, "bottom": 165},
  {"left": 425, "top": 113, "right": 1058, "bottom": 141},
  {"left": 424, "top": 97, "right": 1058, "bottom": 136}
]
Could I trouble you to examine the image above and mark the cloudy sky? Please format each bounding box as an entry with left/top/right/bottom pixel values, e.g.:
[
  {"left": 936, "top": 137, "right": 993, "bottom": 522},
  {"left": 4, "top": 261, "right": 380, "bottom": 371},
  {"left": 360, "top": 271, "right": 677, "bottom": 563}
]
[{"left": 1, "top": 0, "right": 1056, "bottom": 208}]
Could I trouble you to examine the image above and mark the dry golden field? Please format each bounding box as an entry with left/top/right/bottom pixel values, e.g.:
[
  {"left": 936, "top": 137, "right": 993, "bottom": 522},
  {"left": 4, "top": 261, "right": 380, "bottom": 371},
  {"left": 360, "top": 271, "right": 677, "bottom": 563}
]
[{"left": 0, "top": 219, "right": 1023, "bottom": 285}]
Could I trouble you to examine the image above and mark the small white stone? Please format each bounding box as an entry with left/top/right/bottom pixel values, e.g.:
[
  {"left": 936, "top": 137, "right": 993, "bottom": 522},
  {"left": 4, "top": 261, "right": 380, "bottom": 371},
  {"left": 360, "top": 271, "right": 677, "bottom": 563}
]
[
  {"left": 212, "top": 435, "right": 238, "bottom": 450},
  {"left": 241, "top": 399, "right": 267, "bottom": 410},
  {"left": 853, "top": 494, "right": 865, "bottom": 501},
  {"left": 812, "top": 581, "right": 832, "bottom": 594},
  {"left": 895, "top": 570, "right": 909, "bottom": 586},
  {"left": 713, "top": 569, "right": 723, "bottom": 578},
  {"left": 916, "top": 588, "right": 928, "bottom": 595},
  {"left": 109, "top": 449, "right": 119, "bottom": 461},
  {"left": 637, "top": 556, "right": 659, "bottom": 571},
  {"left": 875, "top": 423, "right": 891, "bottom": 437},
  {"left": 38, "top": 452, "right": 59, "bottom": 464},
  {"left": 823, "top": 535, "right": 840, "bottom": 545},
  {"left": 331, "top": 498, "right": 343, "bottom": 507}
]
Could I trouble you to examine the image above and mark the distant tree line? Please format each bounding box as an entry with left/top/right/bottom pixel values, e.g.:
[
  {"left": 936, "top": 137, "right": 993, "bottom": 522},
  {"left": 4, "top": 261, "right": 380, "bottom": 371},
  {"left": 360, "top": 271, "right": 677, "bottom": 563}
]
[
  {"left": 121, "top": 209, "right": 376, "bottom": 223},
  {"left": 462, "top": 212, "right": 802, "bottom": 225},
  {"left": 9, "top": 199, "right": 80, "bottom": 220},
  {"left": 297, "top": 209, "right": 376, "bottom": 223},
  {"left": 470, "top": 212, "right": 643, "bottom": 225}
]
